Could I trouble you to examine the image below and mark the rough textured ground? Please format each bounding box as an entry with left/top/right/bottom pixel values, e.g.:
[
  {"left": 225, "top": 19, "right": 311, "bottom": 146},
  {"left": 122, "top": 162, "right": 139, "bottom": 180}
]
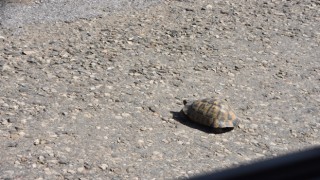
[
  {"left": 0, "top": 0, "right": 161, "bottom": 27},
  {"left": 0, "top": 0, "right": 319, "bottom": 179}
]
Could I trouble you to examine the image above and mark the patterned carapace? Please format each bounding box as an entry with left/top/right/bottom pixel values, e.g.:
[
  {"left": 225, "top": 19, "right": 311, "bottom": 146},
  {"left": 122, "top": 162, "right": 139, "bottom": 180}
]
[{"left": 182, "top": 98, "right": 239, "bottom": 128}]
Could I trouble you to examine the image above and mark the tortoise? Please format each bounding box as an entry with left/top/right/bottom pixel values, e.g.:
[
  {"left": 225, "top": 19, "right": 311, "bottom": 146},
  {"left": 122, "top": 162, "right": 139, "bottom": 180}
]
[{"left": 182, "top": 98, "right": 239, "bottom": 129}]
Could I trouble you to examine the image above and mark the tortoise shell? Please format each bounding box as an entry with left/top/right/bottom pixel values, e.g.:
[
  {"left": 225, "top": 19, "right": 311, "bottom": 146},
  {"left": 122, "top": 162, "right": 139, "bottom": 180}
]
[{"left": 182, "top": 98, "right": 239, "bottom": 128}]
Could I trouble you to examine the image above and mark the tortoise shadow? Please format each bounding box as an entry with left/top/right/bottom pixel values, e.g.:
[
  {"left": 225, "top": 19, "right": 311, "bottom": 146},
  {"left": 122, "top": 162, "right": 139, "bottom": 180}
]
[{"left": 170, "top": 111, "right": 234, "bottom": 134}]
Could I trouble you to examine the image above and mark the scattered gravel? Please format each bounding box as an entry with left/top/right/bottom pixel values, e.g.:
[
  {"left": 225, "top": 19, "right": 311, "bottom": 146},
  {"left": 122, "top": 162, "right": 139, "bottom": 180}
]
[
  {"left": 0, "top": 0, "right": 161, "bottom": 27},
  {"left": 0, "top": 0, "right": 319, "bottom": 179}
]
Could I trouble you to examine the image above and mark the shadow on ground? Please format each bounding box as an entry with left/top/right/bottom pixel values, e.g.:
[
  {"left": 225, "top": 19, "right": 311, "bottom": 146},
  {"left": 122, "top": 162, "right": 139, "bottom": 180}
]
[{"left": 170, "top": 111, "right": 234, "bottom": 134}]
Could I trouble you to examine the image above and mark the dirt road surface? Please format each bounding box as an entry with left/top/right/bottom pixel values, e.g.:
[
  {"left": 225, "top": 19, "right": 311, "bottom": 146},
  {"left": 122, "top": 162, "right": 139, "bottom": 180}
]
[{"left": 0, "top": 0, "right": 319, "bottom": 179}]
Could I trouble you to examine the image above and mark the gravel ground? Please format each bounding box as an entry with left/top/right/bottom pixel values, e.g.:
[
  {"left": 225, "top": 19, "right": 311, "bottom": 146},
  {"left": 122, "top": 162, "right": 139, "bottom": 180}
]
[
  {"left": 0, "top": 0, "right": 160, "bottom": 27},
  {"left": 0, "top": 0, "right": 319, "bottom": 179}
]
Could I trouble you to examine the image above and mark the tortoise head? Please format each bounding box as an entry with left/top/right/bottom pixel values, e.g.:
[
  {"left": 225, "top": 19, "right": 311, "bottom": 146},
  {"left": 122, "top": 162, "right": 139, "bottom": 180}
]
[
  {"left": 182, "top": 100, "right": 194, "bottom": 115},
  {"left": 183, "top": 99, "right": 188, "bottom": 105}
]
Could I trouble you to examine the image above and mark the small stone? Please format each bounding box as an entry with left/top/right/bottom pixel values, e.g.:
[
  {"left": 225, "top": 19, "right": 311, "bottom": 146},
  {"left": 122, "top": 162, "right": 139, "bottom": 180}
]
[
  {"left": 121, "top": 113, "right": 131, "bottom": 117},
  {"left": 48, "top": 132, "right": 58, "bottom": 138},
  {"left": 161, "top": 139, "right": 169, "bottom": 144},
  {"left": 40, "top": 139, "right": 46, "bottom": 144},
  {"left": 22, "top": 50, "right": 36, "bottom": 55},
  {"left": 187, "top": 170, "right": 194, "bottom": 175},
  {"left": 110, "top": 167, "right": 122, "bottom": 174},
  {"left": 200, "top": 136, "right": 208, "bottom": 139},
  {"left": 77, "top": 167, "right": 85, "bottom": 173},
  {"left": 99, "top": 164, "right": 108, "bottom": 170},
  {"left": 140, "top": 127, "right": 147, "bottom": 131},
  {"left": 10, "top": 133, "right": 20, "bottom": 140},
  {"left": 84, "top": 112, "right": 93, "bottom": 118},
  {"left": 151, "top": 151, "right": 163, "bottom": 160},
  {"left": 84, "top": 162, "right": 92, "bottom": 169},
  {"left": 255, "top": 153, "right": 265, "bottom": 157},
  {"left": 137, "top": 139, "right": 144, "bottom": 148},
  {"left": 205, "top": 4, "right": 213, "bottom": 10},
  {"left": 58, "top": 157, "right": 68, "bottom": 165},
  {"left": 9, "top": 118, "right": 18, "bottom": 123},
  {"left": 44, "top": 168, "right": 52, "bottom": 175},
  {"left": 228, "top": 72, "right": 235, "bottom": 77},
  {"left": 222, "top": 138, "right": 228, "bottom": 142},
  {"left": 67, "top": 169, "right": 76, "bottom": 174},
  {"left": 238, "top": 124, "right": 245, "bottom": 129},
  {"left": 261, "top": 60, "right": 268, "bottom": 67},
  {"left": 34, "top": 139, "right": 40, "bottom": 145},
  {"left": 177, "top": 140, "right": 184, "bottom": 145},
  {"left": 251, "top": 139, "right": 259, "bottom": 144},
  {"left": 126, "top": 166, "right": 135, "bottom": 173},
  {"left": 38, "top": 156, "right": 45, "bottom": 164},
  {"left": 215, "top": 152, "right": 225, "bottom": 157},
  {"left": 148, "top": 106, "right": 157, "bottom": 113},
  {"left": 7, "top": 142, "right": 18, "bottom": 147},
  {"left": 167, "top": 118, "right": 176, "bottom": 124},
  {"left": 14, "top": 160, "right": 20, "bottom": 165}
]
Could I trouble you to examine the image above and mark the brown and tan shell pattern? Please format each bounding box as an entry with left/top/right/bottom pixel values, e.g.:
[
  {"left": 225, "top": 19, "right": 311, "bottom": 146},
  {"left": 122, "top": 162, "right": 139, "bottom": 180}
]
[{"left": 182, "top": 98, "right": 239, "bottom": 128}]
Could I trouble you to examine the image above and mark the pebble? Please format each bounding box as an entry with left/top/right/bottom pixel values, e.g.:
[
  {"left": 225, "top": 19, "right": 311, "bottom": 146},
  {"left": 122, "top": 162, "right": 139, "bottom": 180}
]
[
  {"left": 205, "top": 4, "right": 213, "bottom": 10},
  {"left": 7, "top": 142, "right": 18, "bottom": 147},
  {"left": 121, "top": 113, "right": 131, "bottom": 117},
  {"left": 99, "top": 164, "right": 109, "bottom": 170},
  {"left": 161, "top": 139, "right": 169, "bottom": 144},
  {"left": 137, "top": 139, "right": 145, "bottom": 147},
  {"left": 126, "top": 166, "right": 135, "bottom": 173},
  {"left": 58, "top": 157, "right": 69, "bottom": 164},
  {"left": 227, "top": 72, "right": 235, "bottom": 77},
  {"left": 67, "top": 169, "right": 76, "bottom": 174},
  {"left": 238, "top": 124, "right": 245, "bottom": 129},
  {"left": 44, "top": 168, "right": 52, "bottom": 175},
  {"left": 177, "top": 140, "right": 184, "bottom": 145},
  {"left": 140, "top": 127, "right": 147, "bottom": 131},
  {"left": 148, "top": 106, "right": 157, "bottom": 113},
  {"left": 22, "top": 50, "right": 36, "bottom": 55},
  {"left": 77, "top": 167, "right": 85, "bottom": 173},
  {"left": 151, "top": 151, "right": 163, "bottom": 160},
  {"left": 38, "top": 156, "right": 45, "bottom": 164},
  {"left": 110, "top": 167, "right": 122, "bottom": 174},
  {"left": 10, "top": 132, "right": 20, "bottom": 140}
]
